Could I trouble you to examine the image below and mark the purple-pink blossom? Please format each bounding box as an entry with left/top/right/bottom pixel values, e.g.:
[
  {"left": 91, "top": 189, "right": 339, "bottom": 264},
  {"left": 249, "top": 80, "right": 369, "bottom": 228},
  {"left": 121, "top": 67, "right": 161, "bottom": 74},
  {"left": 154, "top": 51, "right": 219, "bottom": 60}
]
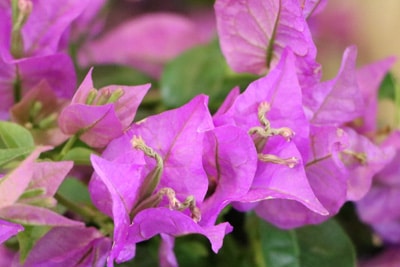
[{"left": 58, "top": 68, "right": 151, "bottom": 148}]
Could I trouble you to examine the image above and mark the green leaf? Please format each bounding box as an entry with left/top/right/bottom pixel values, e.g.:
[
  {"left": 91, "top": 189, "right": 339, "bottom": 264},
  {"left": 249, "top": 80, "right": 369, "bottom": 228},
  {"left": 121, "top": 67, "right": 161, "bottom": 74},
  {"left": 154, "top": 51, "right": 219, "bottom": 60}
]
[
  {"left": 175, "top": 235, "right": 210, "bottom": 267},
  {"left": 17, "top": 225, "right": 50, "bottom": 263},
  {"left": 0, "top": 121, "right": 34, "bottom": 148},
  {"left": 378, "top": 73, "right": 396, "bottom": 100},
  {"left": 115, "top": 237, "right": 160, "bottom": 266},
  {"left": 57, "top": 178, "right": 92, "bottom": 205},
  {"left": 161, "top": 41, "right": 226, "bottom": 108},
  {"left": 258, "top": 219, "right": 300, "bottom": 267},
  {"left": 61, "top": 147, "right": 95, "bottom": 165},
  {"left": 0, "top": 147, "right": 34, "bottom": 167},
  {"left": 0, "top": 122, "right": 35, "bottom": 167},
  {"left": 296, "top": 220, "right": 356, "bottom": 267},
  {"left": 160, "top": 41, "right": 257, "bottom": 111},
  {"left": 19, "top": 188, "right": 46, "bottom": 199},
  {"left": 90, "top": 65, "right": 156, "bottom": 88},
  {"left": 247, "top": 214, "right": 356, "bottom": 267}
]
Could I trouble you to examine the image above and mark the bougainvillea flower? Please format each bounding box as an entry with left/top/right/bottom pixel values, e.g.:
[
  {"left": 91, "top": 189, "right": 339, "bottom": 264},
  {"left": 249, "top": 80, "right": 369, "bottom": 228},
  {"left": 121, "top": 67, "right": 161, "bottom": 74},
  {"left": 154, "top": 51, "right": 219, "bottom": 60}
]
[
  {"left": 58, "top": 68, "right": 151, "bottom": 148},
  {"left": 13, "top": 226, "right": 110, "bottom": 267},
  {"left": 79, "top": 13, "right": 210, "bottom": 78},
  {"left": 304, "top": 46, "right": 363, "bottom": 125},
  {"left": 0, "top": 53, "right": 76, "bottom": 120},
  {"left": 243, "top": 124, "right": 348, "bottom": 228},
  {"left": 215, "top": 0, "right": 321, "bottom": 87},
  {"left": 89, "top": 152, "right": 146, "bottom": 264},
  {"left": 214, "top": 50, "right": 327, "bottom": 226},
  {"left": 0, "top": 0, "right": 91, "bottom": 59},
  {"left": 123, "top": 95, "right": 214, "bottom": 201},
  {"left": 200, "top": 125, "right": 258, "bottom": 225},
  {"left": 351, "top": 57, "right": 395, "bottom": 134},
  {"left": 127, "top": 208, "right": 232, "bottom": 255},
  {"left": 89, "top": 96, "right": 234, "bottom": 266},
  {"left": 341, "top": 127, "right": 395, "bottom": 201},
  {"left": 10, "top": 80, "right": 69, "bottom": 146},
  {"left": 356, "top": 131, "right": 400, "bottom": 243}
]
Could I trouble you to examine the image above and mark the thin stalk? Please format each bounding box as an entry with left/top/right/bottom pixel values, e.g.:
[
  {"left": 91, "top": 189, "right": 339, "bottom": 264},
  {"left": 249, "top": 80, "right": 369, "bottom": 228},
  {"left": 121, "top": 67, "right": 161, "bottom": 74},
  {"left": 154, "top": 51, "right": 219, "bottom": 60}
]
[{"left": 56, "top": 134, "right": 79, "bottom": 161}]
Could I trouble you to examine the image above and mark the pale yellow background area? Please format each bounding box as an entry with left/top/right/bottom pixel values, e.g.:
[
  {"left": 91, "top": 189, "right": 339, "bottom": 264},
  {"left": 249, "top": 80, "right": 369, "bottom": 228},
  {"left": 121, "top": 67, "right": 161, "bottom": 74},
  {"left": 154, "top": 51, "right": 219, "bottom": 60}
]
[
  {"left": 314, "top": 0, "right": 400, "bottom": 128},
  {"left": 317, "top": 0, "right": 400, "bottom": 79}
]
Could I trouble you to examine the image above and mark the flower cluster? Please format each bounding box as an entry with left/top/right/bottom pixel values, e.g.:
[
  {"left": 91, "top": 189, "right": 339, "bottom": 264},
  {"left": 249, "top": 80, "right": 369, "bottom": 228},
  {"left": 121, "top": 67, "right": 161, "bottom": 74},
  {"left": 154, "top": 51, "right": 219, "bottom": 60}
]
[{"left": 0, "top": 0, "right": 398, "bottom": 266}]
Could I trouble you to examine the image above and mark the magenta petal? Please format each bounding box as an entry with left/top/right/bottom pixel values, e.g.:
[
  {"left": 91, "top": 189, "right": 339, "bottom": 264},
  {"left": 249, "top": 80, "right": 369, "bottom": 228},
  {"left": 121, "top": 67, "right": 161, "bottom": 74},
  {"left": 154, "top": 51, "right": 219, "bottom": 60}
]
[
  {"left": 71, "top": 69, "right": 150, "bottom": 126},
  {"left": 300, "top": 0, "right": 328, "bottom": 18},
  {"left": 213, "top": 87, "right": 240, "bottom": 127},
  {"left": 215, "top": 0, "right": 318, "bottom": 77},
  {"left": 355, "top": 57, "right": 396, "bottom": 134},
  {"left": 219, "top": 49, "right": 310, "bottom": 157},
  {"left": 248, "top": 126, "right": 348, "bottom": 228},
  {"left": 21, "top": 226, "right": 110, "bottom": 267},
  {"left": 201, "top": 125, "right": 257, "bottom": 225},
  {"left": 129, "top": 207, "right": 233, "bottom": 253},
  {"left": 128, "top": 95, "right": 213, "bottom": 202},
  {"left": 0, "top": 219, "right": 23, "bottom": 244},
  {"left": 343, "top": 127, "right": 395, "bottom": 201},
  {"left": 79, "top": 13, "right": 205, "bottom": 77},
  {"left": 0, "top": 245, "right": 15, "bottom": 266},
  {"left": 90, "top": 154, "right": 146, "bottom": 265},
  {"left": 0, "top": 204, "right": 83, "bottom": 227},
  {"left": 0, "top": 54, "right": 76, "bottom": 119},
  {"left": 71, "top": 68, "right": 95, "bottom": 103},
  {"left": 111, "top": 84, "right": 151, "bottom": 127},
  {"left": 257, "top": 139, "right": 327, "bottom": 215},
  {"left": 17, "top": 54, "right": 76, "bottom": 99},
  {"left": 356, "top": 131, "right": 400, "bottom": 243},
  {"left": 59, "top": 104, "right": 123, "bottom": 148},
  {"left": 307, "top": 46, "right": 364, "bottom": 125},
  {"left": 60, "top": 69, "right": 150, "bottom": 147},
  {"left": 159, "top": 234, "right": 178, "bottom": 267},
  {"left": 21, "top": 0, "right": 91, "bottom": 57}
]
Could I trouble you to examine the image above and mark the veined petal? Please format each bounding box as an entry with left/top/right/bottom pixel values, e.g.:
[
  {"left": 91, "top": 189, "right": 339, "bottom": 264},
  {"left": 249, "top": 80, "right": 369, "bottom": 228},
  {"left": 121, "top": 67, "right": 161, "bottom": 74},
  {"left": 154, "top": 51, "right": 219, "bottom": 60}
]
[
  {"left": 0, "top": 219, "right": 23, "bottom": 244},
  {"left": 128, "top": 207, "right": 232, "bottom": 253}
]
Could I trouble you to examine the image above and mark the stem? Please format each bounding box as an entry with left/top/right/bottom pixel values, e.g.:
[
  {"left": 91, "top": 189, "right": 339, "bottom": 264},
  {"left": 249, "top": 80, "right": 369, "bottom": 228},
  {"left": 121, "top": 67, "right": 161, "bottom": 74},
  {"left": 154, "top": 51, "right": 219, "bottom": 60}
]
[
  {"left": 245, "top": 213, "right": 267, "bottom": 267},
  {"left": 56, "top": 134, "right": 79, "bottom": 160},
  {"left": 13, "top": 69, "right": 22, "bottom": 103},
  {"left": 55, "top": 193, "right": 113, "bottom": 236},
  {"left": 54, "top": 193, "right": 95, "bottom": 222}
]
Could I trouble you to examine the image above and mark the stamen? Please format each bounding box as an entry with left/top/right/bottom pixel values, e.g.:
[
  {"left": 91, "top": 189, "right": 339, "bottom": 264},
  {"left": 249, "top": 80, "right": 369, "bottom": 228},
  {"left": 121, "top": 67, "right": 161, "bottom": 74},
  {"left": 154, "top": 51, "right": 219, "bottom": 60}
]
[
  {"left": 85, "top": 89, "right": 98, "bottom": 105},
  {"left": 258, "top": 153, "right": 299, "bottom": 168},
  {"left": 249, "top": 102, "right": 296, "bottom": 148},
  {"left": 96, "top": 88, "right": 111, "bottom": 105},
  {"left": 342, "top": 150, "right": 367, "bottom": 165},
  {"left": 37, "top": 112, "right": 58, "bottom": 129},
  {"left": 130, "top": 187, "right": 201, "bottom": 222},
  {"left": 258, "top": 101, "right": 271, "bottom": 129},
  {"left": 270, "top": 127, "right": 295, "bottom": 142},
  {"left": 158, "top": 188, "right": 201, "bottom": 222},
  {"left": 11, "top": 0, "right": 33, "bottom": 58},
  {"left": 106, "top": 88, "right": 124, "bottom": 104},
  {"left": 131, "top": 136, "right": 163, "bottom": 167},
  {"left": 132, "top": 136, "right": 164, "bottom": 201},
  {"left": 29, "top": 101, "right": 43, "bottom": 120}
]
